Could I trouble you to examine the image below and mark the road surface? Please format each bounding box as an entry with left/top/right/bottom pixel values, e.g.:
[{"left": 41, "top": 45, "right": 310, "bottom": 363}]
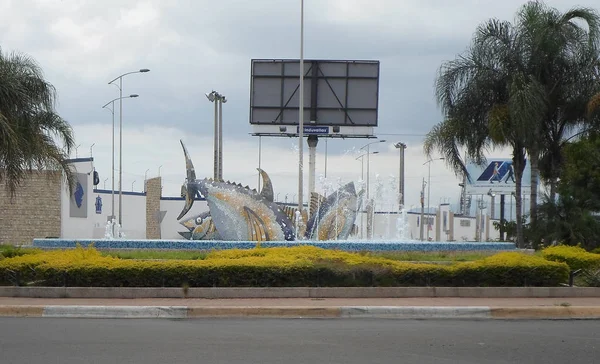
[{"left": 1, "top": 318, "right": 598, "bottom": 363}]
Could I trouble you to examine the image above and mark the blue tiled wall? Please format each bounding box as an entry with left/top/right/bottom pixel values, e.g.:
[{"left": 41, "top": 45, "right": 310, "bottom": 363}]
[{"left": 32, "top": 238, "right": 517, "bottom": 252}]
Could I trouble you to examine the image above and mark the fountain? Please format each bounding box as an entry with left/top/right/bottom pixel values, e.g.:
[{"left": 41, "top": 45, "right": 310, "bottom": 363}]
[{"left": 32, "top": 141, "right": 516, "bottom": 252}]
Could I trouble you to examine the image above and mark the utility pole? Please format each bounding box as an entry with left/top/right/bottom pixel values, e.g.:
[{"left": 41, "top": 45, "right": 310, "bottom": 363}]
[{"left": 420, "top": 178, "right": 426, "bottom": 241}]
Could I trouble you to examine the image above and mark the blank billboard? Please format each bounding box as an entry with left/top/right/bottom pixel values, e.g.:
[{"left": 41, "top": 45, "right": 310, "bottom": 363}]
[{"left": 249, "top": 59, "right": 380, "bottom": 127}]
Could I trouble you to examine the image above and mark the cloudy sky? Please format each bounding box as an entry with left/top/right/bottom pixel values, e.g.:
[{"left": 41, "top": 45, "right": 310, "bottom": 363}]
[{"left": 2, "top": 0, "right": 596, "bottom": 212}]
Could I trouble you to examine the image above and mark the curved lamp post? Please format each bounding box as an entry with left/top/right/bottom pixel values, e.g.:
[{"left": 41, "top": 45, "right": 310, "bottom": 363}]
[
  {"left": 108, "top": 69, "right": 149, "bottom": 230},
  {"left": 422, "top": 157, "right": 445, "bottom": 240},
  {"left": 102, "top": 94, "right": 139, "bottom": 235}
]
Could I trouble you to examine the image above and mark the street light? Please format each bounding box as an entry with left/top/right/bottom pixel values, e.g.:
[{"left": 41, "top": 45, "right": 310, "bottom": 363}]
[
  {"left": 423, "top": 157, "right": 445, "bottom": 240},
  {"left": 298, "top": 0, "right": 305, "bottom": 215},
  {"left": 206, "top": 90, "right": 227, "bottom": 181},
  {"left": 394, "top": 142, "right": 407, "bottom": 208},
  {"left": 355, "top": 151, "right": 379, "bottom": 183},
  {"left": 108, "top": 68, "right": 149, "bottom": 232},
  {"left": 144, "top": 168, "right": 150, "bottom": 192},
  {"left": 359, "top": 139, "right": 386, "bottom": 200},
  {"left": 102, "top": 93, "right": 139, "bottom": 236},
  {"left": 355, "top": 151, "right": 379, "bottom": 240}
]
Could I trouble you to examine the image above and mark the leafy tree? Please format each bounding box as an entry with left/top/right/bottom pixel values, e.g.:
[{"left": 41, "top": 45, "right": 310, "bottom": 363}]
[
  {"left": 529, "top": 133, "right": 600, "bottom": 250},
  {"left": 0, "top": 47, "right": 75, "bottom": 195},
  {"left": 426, "top": 1, "right": 600, "bottom": 247}
]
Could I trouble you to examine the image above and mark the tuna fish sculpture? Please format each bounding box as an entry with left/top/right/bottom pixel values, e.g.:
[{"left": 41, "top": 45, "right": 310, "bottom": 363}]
[
  {"left": 178, "top": 168, "right": 275, "bottom": 240},
  {"left": 305, "top": 183, "right": 363, "bottom": 241},
  {"left": 177, "top": 140, "right": 298, "bottom": 242}
]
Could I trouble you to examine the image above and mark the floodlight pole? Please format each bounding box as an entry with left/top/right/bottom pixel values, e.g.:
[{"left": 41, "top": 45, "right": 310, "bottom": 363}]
[{"left": 297, "top": 0, "right": 305, "bottom": 217}]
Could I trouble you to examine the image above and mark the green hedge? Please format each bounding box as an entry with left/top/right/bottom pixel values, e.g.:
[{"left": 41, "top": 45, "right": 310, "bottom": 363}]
[
  {"left": 0, "top": 246, "right": 570, "bottom": 287},
  {"left": 541, "top": 245, "right": 600, "bottom": 271}
]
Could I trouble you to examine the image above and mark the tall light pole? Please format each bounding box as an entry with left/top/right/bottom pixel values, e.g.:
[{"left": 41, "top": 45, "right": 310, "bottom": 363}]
[
  {"left": 394, "top": 142, "right": 407, "bottom": 208},
  {"left": 359, "top": 139, "right": 386, "bottom": 200},
  {"left": 298, "top": 0, "right": 305, "bottom": 214},
  {"left": 423, "top": 157, "right": 444, "bottom": 241},
  {"left": 108, "top": 68, "right": 150, "bottom": 232},
  {"left": 355, "top": 151, "right": 379, "bottom": 185},
  {"left": 356, "top": 151, "right": 379, "bottom": 240},
  {"left": 206, "top": 90, "right": 227, "bottom": 181},
  {"left": 102, "top": 93, "right": 139, "bottom": 236}
]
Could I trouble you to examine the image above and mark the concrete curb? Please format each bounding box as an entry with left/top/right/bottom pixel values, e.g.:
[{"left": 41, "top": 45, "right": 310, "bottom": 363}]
[
  {"left": 2, "top": 286, "right": 600, "bottom": 299},
  {"left": 2, "top": 305, "right": 600, "bottom": 319}
]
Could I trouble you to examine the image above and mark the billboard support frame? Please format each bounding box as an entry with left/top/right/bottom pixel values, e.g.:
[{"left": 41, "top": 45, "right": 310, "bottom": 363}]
[{"left": 249, "top": 58, "right": 380, "bottom": 139}]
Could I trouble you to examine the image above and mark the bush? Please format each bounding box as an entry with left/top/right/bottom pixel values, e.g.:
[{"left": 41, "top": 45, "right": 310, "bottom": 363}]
[
  {"left": 541, "top": 245, "right": 600, "bottom": 271},
  {"left": 0, "top": 245, "right": 570, "bottom": 287},
  {"left": 0, "top": 244, "right": 41, "bottom": 259}
]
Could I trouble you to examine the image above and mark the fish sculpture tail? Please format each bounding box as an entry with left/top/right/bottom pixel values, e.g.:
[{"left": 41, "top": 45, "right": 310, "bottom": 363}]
[{"left": 177, "top": 140, "right": 200, "bottom": 220}]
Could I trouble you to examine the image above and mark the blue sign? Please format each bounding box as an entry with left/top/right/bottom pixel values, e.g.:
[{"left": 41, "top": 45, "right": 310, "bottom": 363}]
[
  {"left": 296, "top": 126, "right": 329, "bottom": 135},
  {"left": 95, "top": 196, "right": 102, "bottom": 214},
  {"left": 465, "top": 157, "right": 532, "bottom": 195}
]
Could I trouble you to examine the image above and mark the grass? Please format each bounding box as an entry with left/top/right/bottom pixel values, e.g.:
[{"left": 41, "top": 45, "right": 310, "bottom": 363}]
[
  {"left": 368, "top": 250, "right": 498, "bottom": 262},
  {"left": 0, "top": 244, "right": 41, "bottom": 259},
  {"left": 97, "top": 249, "right": 495, "bottom": 262},
  {"left": 101, "top": 250, "right": 208, "bottom": 260},
  {"left": 2, "top": 244, "right": 504, "bottom": 263}
]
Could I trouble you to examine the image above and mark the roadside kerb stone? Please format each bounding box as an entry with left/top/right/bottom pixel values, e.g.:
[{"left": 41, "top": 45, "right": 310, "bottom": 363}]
[
  {"left": 339, "top": 306, "right": 492, "bottom": 319},
  {"left": 42, "top": 305, "right": 189, "bottom": 319},
  {"left": 2, "top": 287, "right": 600, "bottom": 299},
  {"left": 490, "top": 306, "right": 600, "bottom": 319},
  {"left": 2, "top": 305, "right": 600, "bottom": 319},
  {"left": 186, "top": 306, "right": 342, "bottom": 318}
]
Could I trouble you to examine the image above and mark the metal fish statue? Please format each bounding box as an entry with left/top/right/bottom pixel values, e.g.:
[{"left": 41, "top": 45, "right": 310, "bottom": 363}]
[
  {"left": 305, "top": 182, "right": 362, "bottom": 241},
  {"left": 178, "top": 210, "right": 221, "bottom": 240},
  {"left": 178, "top": 167, "right": 276, "bottom": 240},
  {"left": 177, "top": 140, "right": 296, "bottom": 241}
]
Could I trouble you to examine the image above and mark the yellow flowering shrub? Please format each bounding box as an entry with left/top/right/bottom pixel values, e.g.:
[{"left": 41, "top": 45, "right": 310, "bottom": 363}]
[
  {"left": 541, "top": 245, "right": 600, "bottom": 271},
  {"left": 0, "top": 245, "right": 569, "bottom": 287}
]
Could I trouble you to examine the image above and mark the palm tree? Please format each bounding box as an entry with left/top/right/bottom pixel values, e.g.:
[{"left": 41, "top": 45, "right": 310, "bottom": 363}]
[
  {"left": 514, "top": 2, "right": 600, "bottom": 214},
  {"left": 426, "top": 17, "right": 543, "bottom": 248},
  {"left": 0, "top": 47, "right": 75, "bottom": 196},
  {"left": 426, "top": 1, "right": 600, "bottom": 247}
]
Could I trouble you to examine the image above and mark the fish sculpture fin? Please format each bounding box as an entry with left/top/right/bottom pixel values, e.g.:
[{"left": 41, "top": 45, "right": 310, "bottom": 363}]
[
  {"left": 278, "top": 204, "right": 307, "bottom": 238},
  {"left": 243, "top": 206, "right": 270, "bottom": 242},
  {"left": 177, "top": 140, "right": 199, "bottom": 220},
  {"left": 309, "top": 192, "right": 326, "bottom": 221},
  {"left": 352, "top": 224, "right": 359, "bottom": 236},
  {"left": 178, "top": 231, "right": 192, "bottom": 240},
  {"left": 257, "top": 168, "right": 274, "bottom": 202}
]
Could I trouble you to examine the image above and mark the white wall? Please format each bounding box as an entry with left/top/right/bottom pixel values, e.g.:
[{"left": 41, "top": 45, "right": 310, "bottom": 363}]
[{"left": 61, "top": 158, "right": 148, "bottom": 239}]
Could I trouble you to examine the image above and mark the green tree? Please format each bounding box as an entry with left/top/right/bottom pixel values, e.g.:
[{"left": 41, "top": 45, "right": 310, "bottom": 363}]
[
  {"left": 426, "top": 15, "right": 541, "bottom": 248},
  {"left": 517, "top": 2, "right": 600, "bottom": 210},
  {"left": 0, "top": 47, "right": 75, "bottom": 195},
  {"left": 532, "top": 133, "right": 600, "bottom": 250},
  {"left": 426, "top": 1, "right": 600, "bottom": 247}
]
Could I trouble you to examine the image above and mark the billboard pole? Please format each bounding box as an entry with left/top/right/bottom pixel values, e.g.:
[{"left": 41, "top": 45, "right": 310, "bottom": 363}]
[
  {"left": 308, "top": 135, "right": 318, "bottom": 207},
  {"left": 297, "top": 0, "right": 305, "bottom": 218}
]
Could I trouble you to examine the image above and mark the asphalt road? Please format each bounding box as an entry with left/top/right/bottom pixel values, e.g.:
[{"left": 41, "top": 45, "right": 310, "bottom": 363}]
[{"left": 1, "top": 318, "right": 598, "bottom": 364}]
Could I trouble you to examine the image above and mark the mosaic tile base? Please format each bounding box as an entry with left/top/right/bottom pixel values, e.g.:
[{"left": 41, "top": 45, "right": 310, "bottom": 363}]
[{"left": 32, "top": 238, "right": 517, "bottom": 252}]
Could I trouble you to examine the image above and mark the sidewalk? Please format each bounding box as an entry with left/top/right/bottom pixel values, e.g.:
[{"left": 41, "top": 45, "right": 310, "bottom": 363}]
[{"left": 1, "top": 296, "right": 600, "bottom": 319}]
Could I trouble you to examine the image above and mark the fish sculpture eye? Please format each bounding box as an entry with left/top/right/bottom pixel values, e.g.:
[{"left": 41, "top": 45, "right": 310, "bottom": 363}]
[{"left": 196, "top": 217, "right": 203, "bottom": 225}]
